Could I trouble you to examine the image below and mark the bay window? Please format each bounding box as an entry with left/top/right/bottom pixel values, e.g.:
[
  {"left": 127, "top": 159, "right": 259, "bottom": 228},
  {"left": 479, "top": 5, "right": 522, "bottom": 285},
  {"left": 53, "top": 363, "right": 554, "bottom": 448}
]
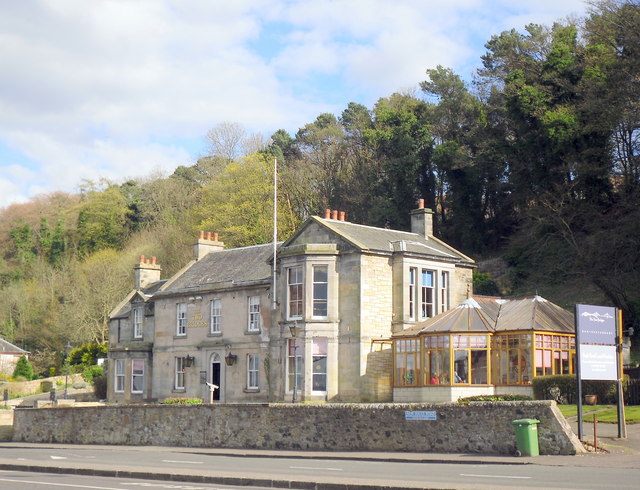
[
  {"left": 131, "top": 359, "right": 144, "bottom": 393},
  {"left": 312, "top": 266, "right": 328, "bottom": 318},
  {"left": 312, "top": 338, "right": 327, "bottom": 392},
  {"left": 287, "top": 266, "right": 303, "bottom": 319}
]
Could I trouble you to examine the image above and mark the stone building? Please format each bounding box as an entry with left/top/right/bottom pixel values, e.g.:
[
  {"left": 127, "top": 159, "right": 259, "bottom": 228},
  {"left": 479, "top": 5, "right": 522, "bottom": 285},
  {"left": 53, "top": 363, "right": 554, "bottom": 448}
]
[{"left": 107, "top": 202, "right": 475, "bottom": 403}]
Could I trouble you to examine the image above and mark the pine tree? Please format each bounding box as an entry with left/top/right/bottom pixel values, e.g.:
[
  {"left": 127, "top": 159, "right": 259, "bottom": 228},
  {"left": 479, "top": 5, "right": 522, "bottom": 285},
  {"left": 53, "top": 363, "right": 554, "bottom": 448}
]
[{"left": 13, "top": 355, "right": 34, "bottom": 380}]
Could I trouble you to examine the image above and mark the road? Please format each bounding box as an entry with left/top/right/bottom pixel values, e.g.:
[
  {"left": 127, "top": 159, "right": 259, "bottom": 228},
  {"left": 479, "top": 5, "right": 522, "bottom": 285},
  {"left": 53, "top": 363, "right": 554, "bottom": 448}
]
[
  {"left": 0, "top": 445, "right": 638, "bottom": 489},
  {"left": 0, "top": 470, "right": 269, "bottom": 490}
]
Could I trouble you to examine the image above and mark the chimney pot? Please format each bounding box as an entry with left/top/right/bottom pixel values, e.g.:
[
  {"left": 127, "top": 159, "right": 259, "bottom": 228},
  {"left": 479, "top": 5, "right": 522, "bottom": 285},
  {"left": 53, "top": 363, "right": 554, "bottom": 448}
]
[
  {"left": 324, "top": 209, "right": 331, "bottom": 219},
  {"left": 151, "top": 256, "right": 156, "bottom": 265},
  {"left": 339, "top": 211, "right": 346, "bottom": 221},
  {"left": 214, "top": 232, "right": 219, "bottom": 241},
  {"left": 418, "top": 199, "right": 424, "bottom": 209},
  {"left": 331, "top": 210, "right": 338, "bottom": 220},
  {"left": 140, "top": 255, "right": 145, "bottom": 263},
  {"left": 199, "top": 230, "right": 205, "bottom": 239},
  {"left": 146, "top": 259, "right": 150, "bottom": 264},
  {"left": 206, "top": 231, "right": 212, "bottom": 241}
]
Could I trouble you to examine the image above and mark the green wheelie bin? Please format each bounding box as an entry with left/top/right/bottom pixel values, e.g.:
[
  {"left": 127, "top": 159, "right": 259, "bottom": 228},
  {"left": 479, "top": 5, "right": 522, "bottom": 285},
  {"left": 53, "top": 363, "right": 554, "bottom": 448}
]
[{"left": 512, "top": 418, "right": 540, "bottom": 456}]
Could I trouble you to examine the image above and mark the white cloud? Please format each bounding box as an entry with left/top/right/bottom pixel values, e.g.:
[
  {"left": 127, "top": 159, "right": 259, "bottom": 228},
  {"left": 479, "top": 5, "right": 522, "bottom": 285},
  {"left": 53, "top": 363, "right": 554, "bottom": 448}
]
[{"left": 0, "top": 0, "right": 589, "bottom": 209}]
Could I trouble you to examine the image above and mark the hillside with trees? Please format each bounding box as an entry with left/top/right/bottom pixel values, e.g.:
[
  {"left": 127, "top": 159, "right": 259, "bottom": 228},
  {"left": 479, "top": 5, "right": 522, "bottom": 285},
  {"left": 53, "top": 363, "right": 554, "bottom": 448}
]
[{"left": 0, "top": 0, "right": 638, "bottom": 375}]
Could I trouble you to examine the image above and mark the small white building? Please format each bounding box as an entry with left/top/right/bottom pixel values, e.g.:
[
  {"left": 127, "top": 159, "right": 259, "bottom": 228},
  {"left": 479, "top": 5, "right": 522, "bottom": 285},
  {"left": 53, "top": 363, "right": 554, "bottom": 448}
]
[{"left": 0, "top": 337, "right": 29, "bottom": 377}]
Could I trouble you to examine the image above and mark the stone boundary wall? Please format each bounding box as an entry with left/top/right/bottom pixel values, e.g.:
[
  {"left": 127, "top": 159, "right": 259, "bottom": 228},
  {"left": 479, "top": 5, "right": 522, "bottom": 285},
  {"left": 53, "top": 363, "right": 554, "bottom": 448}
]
[{"left": 12, "top": 401, "right": 584, "bottom": 455}]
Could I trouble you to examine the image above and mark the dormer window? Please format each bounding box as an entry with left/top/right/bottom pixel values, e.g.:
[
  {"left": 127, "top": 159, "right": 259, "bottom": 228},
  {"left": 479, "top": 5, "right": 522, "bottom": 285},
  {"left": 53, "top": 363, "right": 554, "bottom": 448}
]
[{"left": 133, "top": 307, "right": 143, "bottom": 339}]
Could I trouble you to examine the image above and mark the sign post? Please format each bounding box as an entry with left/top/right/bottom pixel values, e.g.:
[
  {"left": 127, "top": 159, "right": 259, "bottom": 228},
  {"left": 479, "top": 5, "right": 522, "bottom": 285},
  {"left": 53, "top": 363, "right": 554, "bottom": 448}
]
[{"left": 575, "top": 304, "right": 625, "bottom": 440}]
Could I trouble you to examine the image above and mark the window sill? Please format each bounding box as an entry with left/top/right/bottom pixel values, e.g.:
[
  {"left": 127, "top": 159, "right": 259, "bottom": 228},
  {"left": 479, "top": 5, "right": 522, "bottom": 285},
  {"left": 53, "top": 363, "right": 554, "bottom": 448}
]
[
  {"left": 173, "top": 335, "right": 187, "bottom": 340},
  {"left": 207, "top": 332, "right": 223, "bottom": 337},
  {"left": 172, "top": 388, "right": 186, "bottom": 393},
  {"left": 244, "top": 329, "right": 261, "bottom": 335},
  {"left": 244, "top": 388, "right": 260, "bottom": 393}
]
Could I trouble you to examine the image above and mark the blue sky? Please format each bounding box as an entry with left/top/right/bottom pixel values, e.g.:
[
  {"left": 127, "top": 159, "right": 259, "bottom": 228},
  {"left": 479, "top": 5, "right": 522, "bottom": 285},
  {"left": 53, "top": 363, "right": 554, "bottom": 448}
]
[{"left": 0, "top": 0, "right": 588, "bottom": 209}]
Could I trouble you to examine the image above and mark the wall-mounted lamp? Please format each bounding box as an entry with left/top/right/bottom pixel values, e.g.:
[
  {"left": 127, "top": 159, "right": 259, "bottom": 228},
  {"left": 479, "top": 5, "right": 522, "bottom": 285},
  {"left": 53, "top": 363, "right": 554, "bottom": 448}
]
[
  {"left": 225, "top": 352, "right": 237, "bottom": 366},
  {"left": 183, "top": 355, "right": 195, "bottom": 368}
]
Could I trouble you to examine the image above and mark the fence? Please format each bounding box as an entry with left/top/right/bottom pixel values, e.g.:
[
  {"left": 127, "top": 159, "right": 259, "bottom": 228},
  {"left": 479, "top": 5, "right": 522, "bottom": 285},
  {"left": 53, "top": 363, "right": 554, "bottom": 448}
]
[{"left": 626, "top": 378, "right": 640, "bottom": 405}]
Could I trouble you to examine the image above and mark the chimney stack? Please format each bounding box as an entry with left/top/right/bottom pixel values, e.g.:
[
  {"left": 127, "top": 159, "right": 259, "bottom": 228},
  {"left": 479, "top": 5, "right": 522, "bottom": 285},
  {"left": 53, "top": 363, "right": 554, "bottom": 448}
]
[
  {"left": 193, "top": 231, "right": 224, "bottom": 260},
  {"left": 134, "top": 255, "right": 162, "bottom": 289},
  {"left": 410, "top": 200, "right": 434, "bottom": 238}
]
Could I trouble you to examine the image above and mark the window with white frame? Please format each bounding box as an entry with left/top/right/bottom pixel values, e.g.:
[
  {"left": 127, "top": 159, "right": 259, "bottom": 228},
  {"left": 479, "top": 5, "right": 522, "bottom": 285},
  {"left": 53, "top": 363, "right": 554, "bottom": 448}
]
[
  {"left": 247, "top": 354, "right": 259, "bottom": 389},
  {"left": 312, "top": 338, "right": 328, "bottom": 393},
  {"left": 287, "top": 266, "right": 303, "bottom": 319},
  {"left": 133, "top": 307, "right": 143, "bottom": 339},
  {"left": 248, "top": 296, "right": 261, "bottom": 331},
  {"left": 131, "top": 359, "right": 144, "bottom": 393},
  {"left": 210, "top": 299, "right": 221, "bottom": 334},
  {"left": 175, "top": 357, "right": 185, "bottom": 390},
  {"left": 287, "top": 339, "right": 302, "bottom": 394},
  {"left": 440, "top": 271, "right": 449, "bottom": 313},
  {"left": 115, "top": 359, "right": 125, "bottom": 393},
  {"left": 176, "top": 302, "right": 187, "bottom": 336},
  {"left": 409, "top": 267, "right": 417, "bottom": 320},
  {"left": 312, "top": 265, "right": 328, "bottom": 318},
  {"left": 421, "top": 269, "right": 435, "bottom": 319}
]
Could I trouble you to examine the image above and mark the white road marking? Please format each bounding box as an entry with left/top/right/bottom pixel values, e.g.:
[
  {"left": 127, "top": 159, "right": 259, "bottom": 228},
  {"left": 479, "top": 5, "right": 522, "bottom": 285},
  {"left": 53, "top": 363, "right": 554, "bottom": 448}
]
[
  {"left": 161, "top": 460, "right": 204, "bottom": 464},
  {"left": 289, "top": 465, "right": 343, "bottom": 471},
  {"left": 50, "top": 455, "right": 68, "bottom": 460},
  {"left": 460, "top": 473, "right": 532, "bottom": 480}
]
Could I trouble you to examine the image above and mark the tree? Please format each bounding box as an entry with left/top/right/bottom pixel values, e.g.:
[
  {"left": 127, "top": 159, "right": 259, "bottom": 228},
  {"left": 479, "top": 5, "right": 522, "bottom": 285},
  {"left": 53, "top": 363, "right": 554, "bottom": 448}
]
[
  {"left": 368, "top": 93, "right": 433, "bottom": 229},
  {"left": 205, "top": 121, "right": 247, "bottom": 161},
  {"left": 13, "top": 355, "right": 34, "bottom": 380},
  {"left": 194, "top": 154, "right": 300, "bottom": 247},
  {"left": 76, "top": 185, "right": 131, "bottom": 255}
]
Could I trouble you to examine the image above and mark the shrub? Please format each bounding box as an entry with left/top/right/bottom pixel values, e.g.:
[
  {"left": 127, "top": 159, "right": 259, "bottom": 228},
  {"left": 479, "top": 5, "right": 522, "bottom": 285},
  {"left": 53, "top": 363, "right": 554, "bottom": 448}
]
[
  {"left": 82, "top": 365, "right": 104, "bottom": 384},
  {"left": 93, "top": 376, "right": 107, "bottom": 400},
  {"left": 532, "top": 375, "right": 619, "bottom": 404},
  {"left": 161, "top": 397, "right": 202, "bottom": 405},
  {"left": 68, "top": 342, "right": 108, "bottom": 367},
  {"left": 458, "top": 394, "right": 532, "bottom": 403},
  {"left": 13, "top": 355, "right": 34, "bottom": 381}
]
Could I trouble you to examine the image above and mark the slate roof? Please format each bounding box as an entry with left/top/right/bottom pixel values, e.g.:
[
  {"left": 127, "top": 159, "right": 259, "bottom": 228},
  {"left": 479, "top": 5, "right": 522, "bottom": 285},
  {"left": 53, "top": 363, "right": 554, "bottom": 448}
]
[
  {"left": 394, "top": 295, "right": 574, "bottom": 337},
  {"left": 109, "top": 280, "right": 169, "bottom": 320},
  {"left": 0, "top": 337, "right": 29, "bottom": 355},
  {"left": 158, "top": 243, "right": 276, "bottom": 295},
  {"left": 285, "top": 216, "right": 474, "bottom": 265}
]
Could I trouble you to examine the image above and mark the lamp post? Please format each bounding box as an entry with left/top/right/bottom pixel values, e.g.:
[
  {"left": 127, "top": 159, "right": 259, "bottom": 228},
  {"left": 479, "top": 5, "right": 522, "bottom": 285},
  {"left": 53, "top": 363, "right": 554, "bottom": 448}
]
[
  {"left": 288, "top": 323, "right": 299, "bottom": 403},
  {"left": 63, "top": 342, "right": 72, "bottom": 399}
]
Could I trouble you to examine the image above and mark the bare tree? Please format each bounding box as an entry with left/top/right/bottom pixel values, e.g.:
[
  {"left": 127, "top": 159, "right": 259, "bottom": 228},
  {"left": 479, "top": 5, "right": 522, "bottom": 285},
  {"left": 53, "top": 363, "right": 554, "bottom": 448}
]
[{"left": 205, "top": 122, "right": 247, "bottom": 161}]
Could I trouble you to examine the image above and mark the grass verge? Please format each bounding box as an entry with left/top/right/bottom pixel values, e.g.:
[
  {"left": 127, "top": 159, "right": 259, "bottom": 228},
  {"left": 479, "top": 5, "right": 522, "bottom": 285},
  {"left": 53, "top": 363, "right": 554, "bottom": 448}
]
[{"left": 557, "top": 404, "right": 640, "bottom": 423}]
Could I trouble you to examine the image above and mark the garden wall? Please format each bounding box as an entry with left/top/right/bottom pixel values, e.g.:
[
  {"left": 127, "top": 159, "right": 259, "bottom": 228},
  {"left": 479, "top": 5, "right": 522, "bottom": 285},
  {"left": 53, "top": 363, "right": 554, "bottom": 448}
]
[{"left": 12, "top": 401, "right": 584, "bottom": 455}]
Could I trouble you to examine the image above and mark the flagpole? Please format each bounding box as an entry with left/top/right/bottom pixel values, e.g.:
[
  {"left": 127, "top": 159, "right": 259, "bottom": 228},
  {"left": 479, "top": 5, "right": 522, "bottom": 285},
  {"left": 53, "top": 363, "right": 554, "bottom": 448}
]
[{"left": 272, "top": 157, "right": 278, "bottom": 311}]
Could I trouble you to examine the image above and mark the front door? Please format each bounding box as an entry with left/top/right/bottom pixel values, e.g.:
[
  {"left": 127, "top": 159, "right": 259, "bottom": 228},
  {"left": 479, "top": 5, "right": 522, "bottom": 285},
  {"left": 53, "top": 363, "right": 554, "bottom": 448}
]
[{"left": 211, "top": 360, "right": 221, "bottom": 401}]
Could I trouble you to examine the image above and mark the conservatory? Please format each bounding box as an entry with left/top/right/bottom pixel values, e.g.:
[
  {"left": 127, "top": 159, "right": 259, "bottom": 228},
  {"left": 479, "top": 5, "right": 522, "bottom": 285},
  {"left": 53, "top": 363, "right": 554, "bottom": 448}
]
[{"left": 392, "top": 295, "right": 576, "bottom": 402}]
